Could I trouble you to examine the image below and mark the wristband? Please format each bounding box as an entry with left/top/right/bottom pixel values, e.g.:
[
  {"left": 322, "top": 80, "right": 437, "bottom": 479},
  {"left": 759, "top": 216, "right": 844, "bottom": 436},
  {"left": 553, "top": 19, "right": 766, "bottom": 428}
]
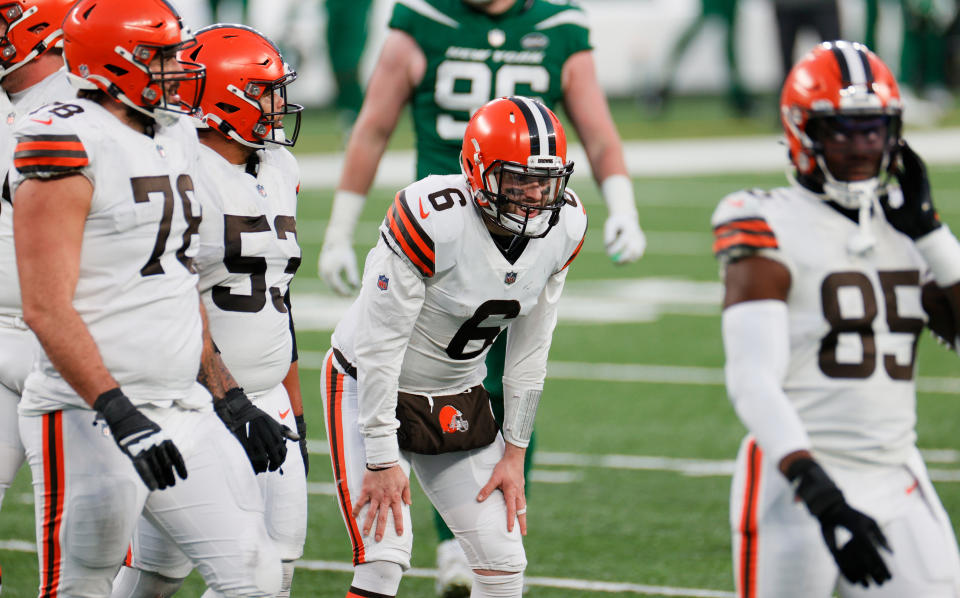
[
  {"left": 915, "top": 225, "right": 960, "bottom": 287},
  {"left": 366, "top": 461, "right": 398, "bottom": 471},
  {"left": 323, "top": 190, "right": 365, "bottom": 247},
  {"left": 601, "top": 174, "right": 637, "bottom": 217}
]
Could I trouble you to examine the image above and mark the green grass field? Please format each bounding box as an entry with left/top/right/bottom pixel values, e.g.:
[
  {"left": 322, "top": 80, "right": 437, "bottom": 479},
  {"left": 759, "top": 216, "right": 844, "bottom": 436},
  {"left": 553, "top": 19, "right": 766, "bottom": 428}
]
[{"left": 1, "top": 99, "right": 959, "bottom": 597}]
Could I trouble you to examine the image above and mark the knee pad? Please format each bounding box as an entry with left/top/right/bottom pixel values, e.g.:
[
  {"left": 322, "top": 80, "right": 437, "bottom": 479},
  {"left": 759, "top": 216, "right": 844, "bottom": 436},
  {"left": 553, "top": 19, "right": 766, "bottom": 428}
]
[
  {"left": 111, "top": 567, "right": 185, "bottom": 598},
  {"left": 351, "top": 560, "right": 403, "bottom": 596},
  {"left": 470, "top": 572, "right": 523, "bottom": 598},
  {"left": 67, "top": 478, "right": 140, "bottom": 568}
]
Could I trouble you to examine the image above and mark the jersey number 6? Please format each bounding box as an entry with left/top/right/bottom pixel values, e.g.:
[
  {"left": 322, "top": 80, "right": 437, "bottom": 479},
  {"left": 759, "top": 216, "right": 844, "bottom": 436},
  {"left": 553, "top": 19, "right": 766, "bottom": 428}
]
[{"left": 446, "top": 299, "right": 521, "bottom": 360}]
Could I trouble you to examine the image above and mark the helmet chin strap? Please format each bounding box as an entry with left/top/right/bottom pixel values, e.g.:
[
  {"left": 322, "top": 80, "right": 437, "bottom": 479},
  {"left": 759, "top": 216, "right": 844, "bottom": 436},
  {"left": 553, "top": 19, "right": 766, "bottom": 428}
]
[{"left": 813, "top": 153, "right": 891, "bottom": 255}]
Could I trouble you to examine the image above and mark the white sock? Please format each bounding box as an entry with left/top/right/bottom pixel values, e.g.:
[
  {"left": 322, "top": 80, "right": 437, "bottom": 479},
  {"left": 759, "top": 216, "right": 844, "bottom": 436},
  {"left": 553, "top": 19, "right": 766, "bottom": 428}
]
[{"left": 470, "top": 572, "right": 523, "bottom": 598}]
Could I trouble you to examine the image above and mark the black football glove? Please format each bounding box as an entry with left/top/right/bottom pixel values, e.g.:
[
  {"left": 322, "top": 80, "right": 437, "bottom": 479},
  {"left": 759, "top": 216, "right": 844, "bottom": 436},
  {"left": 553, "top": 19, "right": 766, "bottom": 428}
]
[
  {"left": 884, "top": 141, "right": 942, "bottom": 240},
  {"left": 787, "top": 458, "right": 892, "bottom": 587},
  {"left": 214, "top": 387, "right": 298, "bottom": 473},
  {"left": 295, "top": 414, "right": 308, "bottom": 476},
  {"left": 94, "top": 388, "right": 187, "bottom": 491}
]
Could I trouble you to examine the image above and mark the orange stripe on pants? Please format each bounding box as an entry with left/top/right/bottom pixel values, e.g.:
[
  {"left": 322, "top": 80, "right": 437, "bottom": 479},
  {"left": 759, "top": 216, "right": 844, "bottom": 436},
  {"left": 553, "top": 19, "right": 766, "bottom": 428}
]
[
  {"left": 325, "top": 353, "right": 366, "bottom": 565},
  {"left": 40, "top": 411, "right": 64, "bottom": 598},
  {"left": 738, "top": 440, "right": 762, "bottom": 598}
]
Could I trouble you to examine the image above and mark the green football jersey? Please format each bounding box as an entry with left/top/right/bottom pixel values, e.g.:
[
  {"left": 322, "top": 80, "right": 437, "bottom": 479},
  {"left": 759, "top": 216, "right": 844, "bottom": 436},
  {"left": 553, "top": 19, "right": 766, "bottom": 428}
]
[{"left": 389, "top": 0, "right": 592, "bottom": 179}]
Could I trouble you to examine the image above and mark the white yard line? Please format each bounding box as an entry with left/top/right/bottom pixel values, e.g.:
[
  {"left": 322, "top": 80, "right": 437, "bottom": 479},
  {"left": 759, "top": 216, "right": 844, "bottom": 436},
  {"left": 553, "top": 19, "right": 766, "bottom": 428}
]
[
  {"left": 0, "top": 540, "right": 735, "bottom": 597},
  {"left": 295, "top": 128, "right": 960, "bottom": 190},
  {"left": 298, "top": 352, "right": 960, "bottom": 395}
]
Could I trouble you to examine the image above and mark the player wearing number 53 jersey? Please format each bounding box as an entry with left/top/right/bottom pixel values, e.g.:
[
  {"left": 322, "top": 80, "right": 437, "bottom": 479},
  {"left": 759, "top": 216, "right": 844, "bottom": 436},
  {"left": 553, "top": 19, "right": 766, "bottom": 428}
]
[
  {"left": 321, "top": 97, "right": 585, "bottom": 598},
  {"left": 714, "top": 41, "right": 960, "bottom": 598},
  {"left": 113, "top": 24, "right": 308, "bottom": 598},
  {"left": 13, "top": 2, "right": 282, "bottom": 596}
]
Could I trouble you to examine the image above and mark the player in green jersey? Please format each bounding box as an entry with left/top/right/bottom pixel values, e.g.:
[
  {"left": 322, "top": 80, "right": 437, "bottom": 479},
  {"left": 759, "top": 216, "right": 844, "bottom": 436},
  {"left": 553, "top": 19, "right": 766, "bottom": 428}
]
[{"left": 319, "top": 1, "right": 645, "bottom": 596}]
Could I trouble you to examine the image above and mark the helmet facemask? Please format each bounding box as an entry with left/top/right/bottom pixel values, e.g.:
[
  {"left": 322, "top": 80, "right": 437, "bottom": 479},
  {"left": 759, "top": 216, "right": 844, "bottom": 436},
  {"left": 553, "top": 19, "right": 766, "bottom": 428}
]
[
  {"left": 223, "top": 71, "right": 303, "bottom": 148},
  {"left": 473, "top": 154, "right": 573, "bottom": 238},
  {"left": 113, "top": 37, "right": 206, "bottom": 120}
]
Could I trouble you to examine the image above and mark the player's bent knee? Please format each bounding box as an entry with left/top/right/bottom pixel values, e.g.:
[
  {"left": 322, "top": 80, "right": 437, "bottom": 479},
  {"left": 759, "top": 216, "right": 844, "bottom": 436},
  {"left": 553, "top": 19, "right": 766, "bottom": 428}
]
[
  {"left": 351, "top": 560, "right": 404, "bottom": 596},
  {"left": 111, "top": 567, "right": 185, "bottom": 598},
  {"left": 470, "top": 571, "right": 523, "bottom": 597},
  {"left": 66, "top": 478, "right": 140, "bottom": 568}
]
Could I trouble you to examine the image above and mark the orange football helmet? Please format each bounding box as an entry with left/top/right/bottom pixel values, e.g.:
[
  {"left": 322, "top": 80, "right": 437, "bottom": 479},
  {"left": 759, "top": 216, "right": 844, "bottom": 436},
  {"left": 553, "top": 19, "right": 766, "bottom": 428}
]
[
  {"left": 461, "top": 96, "right": 574, "bottom": 238},
  {"left": 0, "top": 0, "right": 74, "bottom": 80},
  {"left": 62, "top": 0, "right": 205, "bottom": 120},
  {"left": 781, "top": 40, "right": 902, "bottom": 208},
  {"left": 183, "top": 24, "right": 302, "bottom": 148}
]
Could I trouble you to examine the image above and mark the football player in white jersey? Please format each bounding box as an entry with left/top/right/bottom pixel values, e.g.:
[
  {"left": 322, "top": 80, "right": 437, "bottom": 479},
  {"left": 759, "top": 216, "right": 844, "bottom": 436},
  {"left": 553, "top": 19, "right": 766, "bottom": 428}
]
[
  {"left": 12, "top": 1, "right": 286, "bottom": 595},
  {"left": 0, "top": 0, "right": 76, "bottom": 512},
  {"left": 321, "top": 96, "right": 586, "bottom": 598},
  {"left": 714, "top": 40, "right": 960, "bottom": 598},
  {"left": 111, "top": 24, "right": 309, "bottom": 598}
]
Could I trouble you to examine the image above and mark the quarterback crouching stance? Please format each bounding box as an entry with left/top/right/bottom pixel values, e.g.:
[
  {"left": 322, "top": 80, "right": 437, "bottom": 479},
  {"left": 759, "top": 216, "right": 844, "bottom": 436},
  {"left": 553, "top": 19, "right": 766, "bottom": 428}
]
[
  {"left": 321, "top": 97, "right": 586, "bottom": 598},
  {"left": 111, "top": 24, "right": 308, "bottom": 598},
  {"left": 715, "top": 41, "right": 960, "bottom": 597}
]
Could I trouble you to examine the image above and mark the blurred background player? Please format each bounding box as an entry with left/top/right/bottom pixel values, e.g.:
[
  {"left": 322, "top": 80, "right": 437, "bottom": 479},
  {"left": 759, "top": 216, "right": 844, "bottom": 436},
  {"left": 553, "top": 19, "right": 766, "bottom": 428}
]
[
  {"left": 771, "top": 0, "right": 841, "bottom": 85},
  {"left": 325, "top": 0, "right": 372, "bottom": 140},
  {"left": 12, "top": 0, "right": 286, "bottom": 594},
  {"left": 647, "top": 0, "right": 752, "bottom": 116},
  {"left": 321, "top": 95, "right": 586, "bottom": 598},
  {"left": 316, "top": 2, "right": 644, "bottom": 592},
  {"left": 0, "top": 0, "right": 75, "bottom": 512},
  {"left": 111, "top": 24, "right": 308, "bottom": 598},
  {"left": 714, "top": 40, "right": 960, "bottom": 597}
]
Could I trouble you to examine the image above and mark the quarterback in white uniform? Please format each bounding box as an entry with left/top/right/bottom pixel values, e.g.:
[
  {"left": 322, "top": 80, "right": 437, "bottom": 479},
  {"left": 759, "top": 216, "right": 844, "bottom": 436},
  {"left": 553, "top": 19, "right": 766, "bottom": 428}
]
[
  {"left": 0, "top": 0, "right": 76, "bottom": 511},
  {"left": 13, "top": 1, "right": 283, "bottom": 596},
  {"left": 321, "top": 97, "right": 586, "bottom": 598},
  {"left": 112, "top": 25, "right": 308, "bottom": 598},
  {"left": 715, "top": 41, "right": 960, "bottom": 597}
]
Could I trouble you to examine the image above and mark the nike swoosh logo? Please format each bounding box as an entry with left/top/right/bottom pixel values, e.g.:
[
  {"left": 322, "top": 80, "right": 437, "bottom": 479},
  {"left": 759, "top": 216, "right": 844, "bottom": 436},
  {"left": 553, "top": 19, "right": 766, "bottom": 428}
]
[
  {"left": 419, "top": 198, "right": 429, "bottom": 219},
  {"left": 279, "top": 409, "right": 290, "bottom": 419},
  {"left": 30, "top": 117, "right": 52, "bottom": 125}
]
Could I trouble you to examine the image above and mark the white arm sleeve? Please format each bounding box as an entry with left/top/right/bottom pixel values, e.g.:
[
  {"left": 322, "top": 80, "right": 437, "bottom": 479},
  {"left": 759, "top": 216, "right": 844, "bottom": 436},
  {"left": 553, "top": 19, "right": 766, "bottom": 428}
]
[
  {"left": 353, "top": 244, "right": 426, "bottom": 464},
  {"left": 722, "top": 299, "right": 811, "bottom": 466},
  {"left": 501, "top": 268, "right": 568, "bottom": 447}
]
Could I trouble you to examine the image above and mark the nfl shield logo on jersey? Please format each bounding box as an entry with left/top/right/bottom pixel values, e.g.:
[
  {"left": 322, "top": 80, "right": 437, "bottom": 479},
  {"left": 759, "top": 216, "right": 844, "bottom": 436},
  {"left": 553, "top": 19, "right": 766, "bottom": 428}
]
[
  {"left": 504, "top": 271, "right": 517, "bottom": 285},
  {"left": 377, "top": 274, "right": 389, "bottom": 291},
  {"left": 256, "top": 184, "right": 267, "bottom": 197}
]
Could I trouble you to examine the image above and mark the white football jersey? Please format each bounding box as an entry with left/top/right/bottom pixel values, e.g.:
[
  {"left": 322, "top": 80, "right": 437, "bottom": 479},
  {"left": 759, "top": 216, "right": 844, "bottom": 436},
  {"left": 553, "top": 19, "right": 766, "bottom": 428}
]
[
  {"left": 713, "top": 184, "right": 930, "bottom": 467},
  {"left": 0, "top": 69, "right": 74, "bottom": 316},
  {"left": 11, "top": 100, "right": 204, "bottom": 413},
  {"left": 333, "top": 174, "right": 586, "bottom": 461},
  {"left": 194, "top": 144, "right": 301, "bottom": 395}
]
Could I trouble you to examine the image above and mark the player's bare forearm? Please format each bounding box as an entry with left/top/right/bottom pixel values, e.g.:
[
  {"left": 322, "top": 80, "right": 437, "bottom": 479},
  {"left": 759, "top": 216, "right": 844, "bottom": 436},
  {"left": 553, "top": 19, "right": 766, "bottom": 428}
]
[
  {"left": 16, "top": 175, "right": 117, "bottom": 406},
  {"left": 338, "top": 30, "right": 423, "bottom": 195},
  {"left": 282, "top": 360, "right": 304, "bottom": 416},
  {"left": 196, "top": 299, "right": 239, "bottom": 399},
  {"left": 561, "top": 50, "right": 628, "bottom": 184}
]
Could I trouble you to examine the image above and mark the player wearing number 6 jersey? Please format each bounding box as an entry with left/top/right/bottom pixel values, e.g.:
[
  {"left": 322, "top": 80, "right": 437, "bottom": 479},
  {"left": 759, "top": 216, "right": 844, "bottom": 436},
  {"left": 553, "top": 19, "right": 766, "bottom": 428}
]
[
  {"left": 714, "top": 41, "right": 960, "bottom": 598},
  {"left": 321, "top": 97, "right": 585, "bottom": 598},
  {"left": 111, "top": 24, "right": 308, "bottom": 598},
  {"left": 13, "top": 2, "right": 282, "bottom": 596}
]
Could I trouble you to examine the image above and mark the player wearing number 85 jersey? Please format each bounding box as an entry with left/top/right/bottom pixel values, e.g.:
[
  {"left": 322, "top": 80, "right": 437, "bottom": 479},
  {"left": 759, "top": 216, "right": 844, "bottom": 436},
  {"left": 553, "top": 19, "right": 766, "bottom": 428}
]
[
  {"left": 321, "top": 97, "right": 585, "bottom": 598},
  {"left": 715, "top": 41, "right": 960, "bottom": 598},
  {"left": 13, "top": 2, "right": 282, "bottom": 596}
]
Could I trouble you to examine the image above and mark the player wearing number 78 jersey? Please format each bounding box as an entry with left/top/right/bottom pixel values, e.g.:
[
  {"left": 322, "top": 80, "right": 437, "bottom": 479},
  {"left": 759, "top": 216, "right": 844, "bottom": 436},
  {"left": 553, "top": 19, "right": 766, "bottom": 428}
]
[
  {"left": 321, "top": 97, "right": 586, "bottom": 598},
  {"left": 715, "top": 41, "right": 960, "bottom": 597}
]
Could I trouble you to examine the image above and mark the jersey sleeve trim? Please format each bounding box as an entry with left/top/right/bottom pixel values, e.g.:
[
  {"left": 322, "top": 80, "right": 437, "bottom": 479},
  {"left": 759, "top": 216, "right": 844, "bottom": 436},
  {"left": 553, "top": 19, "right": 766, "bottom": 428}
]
[
  {"left": 14, "top": 134, "right": 89, "bottom": 175},
  {"left": 561, "top": 233, "right": 584, "bottom": 271},
  {"left": 394, "top": 0, "right": 459, "bottom": 28},
  {"left": 385, "top": 190, "right": 436, "bottom": 277},
  {"left": 713, "top": 217, "right": 778, "bottom": 258},
  {"left": 534, "top": 9, "right": 589, "bottom": 31}
]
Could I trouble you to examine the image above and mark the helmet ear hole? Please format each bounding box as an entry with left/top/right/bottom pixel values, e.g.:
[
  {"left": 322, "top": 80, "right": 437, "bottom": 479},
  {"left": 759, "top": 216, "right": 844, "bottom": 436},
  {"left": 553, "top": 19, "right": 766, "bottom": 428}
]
[
  {"left": 215, "top": 102, "right": 240, "bottom": 114},
  {"left": 104, "top": 64, "right": 127, "bottom": 76}
]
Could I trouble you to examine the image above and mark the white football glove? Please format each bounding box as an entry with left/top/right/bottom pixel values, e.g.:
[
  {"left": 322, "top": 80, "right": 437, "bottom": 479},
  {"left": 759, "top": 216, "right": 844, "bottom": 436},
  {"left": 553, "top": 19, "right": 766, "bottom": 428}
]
[
  {"left": 319, "top": 190, "right": 365, "bottom": 295},
  {"left": 602, "top": 175, "right": 646, "bottom": 264}
]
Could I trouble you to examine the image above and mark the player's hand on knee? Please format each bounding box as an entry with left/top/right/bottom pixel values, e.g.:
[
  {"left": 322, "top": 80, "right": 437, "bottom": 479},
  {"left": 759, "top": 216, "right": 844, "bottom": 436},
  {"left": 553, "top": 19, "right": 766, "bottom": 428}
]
[
  {"left": 477, "top": 443, "right": 527, "bottom": 535},
  {"left": 94, "top": 388, "right": 188, "bottom": 491},
  {"left": 786, "top": 457, "right": 892, "bottom": 587},
  {"left": 214, "top": 387, "right": 299, "bottom": 473},
  {"left": 355, "top": 463, "right": 410, "bottom": 542}
]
